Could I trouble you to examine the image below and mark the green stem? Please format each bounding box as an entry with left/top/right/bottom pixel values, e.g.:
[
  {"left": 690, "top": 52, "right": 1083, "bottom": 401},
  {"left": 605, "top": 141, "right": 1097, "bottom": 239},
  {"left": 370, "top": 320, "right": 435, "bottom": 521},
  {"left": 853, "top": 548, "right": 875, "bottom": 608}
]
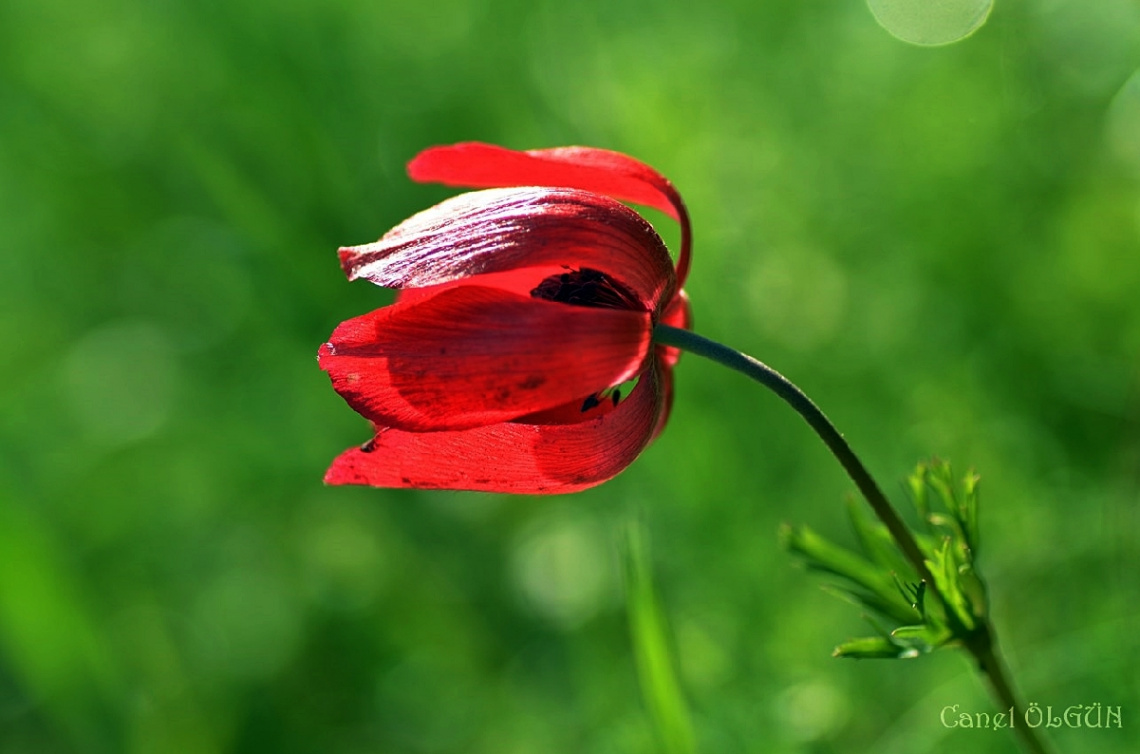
[
  {"left": 969, "top": 627, "right": 1050, "bottom": 754},
  {"left": 653, "top": 324, "right": 1050, "bottom": 754},
  {"left": 654, "top": 325, "right": 933, "bottom": 583}
]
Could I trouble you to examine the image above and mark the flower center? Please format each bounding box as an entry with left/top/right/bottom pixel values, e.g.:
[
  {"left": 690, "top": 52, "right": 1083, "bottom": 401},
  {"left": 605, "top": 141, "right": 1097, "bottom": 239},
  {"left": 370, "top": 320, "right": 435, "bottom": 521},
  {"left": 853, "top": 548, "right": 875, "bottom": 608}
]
[
  {"left": 530, "top": 267, "right": 642, "bottom": 310},
  {"left": 530, "top": 268, "right": 644, "bottom": 414}
]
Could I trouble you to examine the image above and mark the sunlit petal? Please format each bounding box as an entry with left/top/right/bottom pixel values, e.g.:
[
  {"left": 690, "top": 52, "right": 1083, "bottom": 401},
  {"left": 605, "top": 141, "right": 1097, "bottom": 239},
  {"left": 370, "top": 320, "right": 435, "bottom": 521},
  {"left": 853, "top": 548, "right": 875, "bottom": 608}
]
[
  {"left": 339, "top": 187, "right": 675, "bottom": 310},
  {"left": 319, "top": 285, "right": 651, "bottom": 431},
  {"left": 409, "top": 142, "right": 692, "bottom": 285},
  {"left": 324, "top": 365, "right": 664, "bottom": 493}
]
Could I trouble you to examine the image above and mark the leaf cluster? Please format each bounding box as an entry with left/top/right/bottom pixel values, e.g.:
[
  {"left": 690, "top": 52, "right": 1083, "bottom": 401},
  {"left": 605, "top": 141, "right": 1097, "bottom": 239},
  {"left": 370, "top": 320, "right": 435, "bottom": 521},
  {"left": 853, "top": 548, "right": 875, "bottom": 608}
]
[{"left": 780, "top": 460, "right": 987, "bottom": 659}]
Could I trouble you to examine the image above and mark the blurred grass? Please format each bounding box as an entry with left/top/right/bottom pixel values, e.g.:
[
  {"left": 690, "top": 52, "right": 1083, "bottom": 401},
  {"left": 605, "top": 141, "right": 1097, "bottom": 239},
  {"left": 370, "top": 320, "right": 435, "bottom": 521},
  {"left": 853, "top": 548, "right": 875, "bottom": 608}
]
[
  {"left": 623, "top": 521, "right": 694, "bottom": 754},
  {"left": 1, "top": 0, "right": 1139, "bottom": 752}
]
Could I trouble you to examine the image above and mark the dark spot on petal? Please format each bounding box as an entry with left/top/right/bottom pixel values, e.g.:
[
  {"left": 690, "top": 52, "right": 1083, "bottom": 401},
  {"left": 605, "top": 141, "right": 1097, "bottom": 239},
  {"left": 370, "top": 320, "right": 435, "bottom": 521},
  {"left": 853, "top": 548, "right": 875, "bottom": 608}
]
[
  {"left": 519, "top": 375, "right": 546, "bottom": 390},
  {"left": 581, "top": 394, "right": 601, "bottom": 412},
  {"left": 612, "top": 389, "right": 621, "bottom": 406},
  {"left": 531, "top": 267, "right": 643, "bottom": 311}
]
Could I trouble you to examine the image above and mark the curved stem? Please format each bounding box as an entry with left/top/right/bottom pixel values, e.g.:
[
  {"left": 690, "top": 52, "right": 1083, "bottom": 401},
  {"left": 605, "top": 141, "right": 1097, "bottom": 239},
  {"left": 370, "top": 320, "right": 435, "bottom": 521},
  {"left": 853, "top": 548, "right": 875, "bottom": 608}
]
[
  {"left": 654, "top": 325, "right": 932, "bottom": 582},
  {"left": 653, "top": 324, "right": 1050, "bottom": 754}
]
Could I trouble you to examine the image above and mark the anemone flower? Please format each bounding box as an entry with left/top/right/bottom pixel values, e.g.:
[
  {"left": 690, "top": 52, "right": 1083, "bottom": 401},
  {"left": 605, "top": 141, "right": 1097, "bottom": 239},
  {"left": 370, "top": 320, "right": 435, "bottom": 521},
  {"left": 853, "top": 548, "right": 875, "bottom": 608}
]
[{"left": 319, "top": 143, "right": 691, "bottom": 493}]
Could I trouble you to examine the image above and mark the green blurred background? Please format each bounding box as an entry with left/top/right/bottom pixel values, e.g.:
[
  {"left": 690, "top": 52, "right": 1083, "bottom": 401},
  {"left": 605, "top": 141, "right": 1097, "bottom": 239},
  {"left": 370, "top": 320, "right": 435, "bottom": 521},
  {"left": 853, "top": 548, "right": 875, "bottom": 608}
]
[{"left": 1, "top": 0, "right": 1138, "bottom": 752}]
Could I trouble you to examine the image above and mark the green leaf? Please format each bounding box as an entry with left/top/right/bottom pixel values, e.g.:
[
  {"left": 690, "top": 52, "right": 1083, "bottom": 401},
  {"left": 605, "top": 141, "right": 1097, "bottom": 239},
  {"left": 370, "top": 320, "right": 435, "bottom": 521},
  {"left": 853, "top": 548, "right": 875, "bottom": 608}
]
[
  {"left": 622, "top": 521, "right": 695, "bottom": 754},
  {"left": 845, "top": 499, "right": 915, "bottom": 579},
  {"left": 927, "top": 538, "right": 976, "bottom": 631},
  {"left": 788, "top": 459, "right": 995, "bottom": 666},
  {"left": 926, "top": 460, "right": 959, "bottom": 522},
  {"left": 890, "top": 623, "right": 953, "bottom": 648},
  {"left": 820, "top": 583, "right": 918, "bottom": 626},
  {"left": 956, "top": 562, "right": 988, "bottom": 620},
  {"left": 928, "top": 512, "right": 965, "bottom": 543},
  {"left": 892, "top": 574, "right": 927, "bottom": 619},
  {"left": 780, "top": 523, "right": 894, "bottom": 598},
  {"left": 961, "top": 471, "right": 981, "bottom": 555},
  {"left": 908, "top": 463, "right": 931, "bottom": 526},
  {"left": 833, "top": 636, "right": 920, "bottom": 660}
]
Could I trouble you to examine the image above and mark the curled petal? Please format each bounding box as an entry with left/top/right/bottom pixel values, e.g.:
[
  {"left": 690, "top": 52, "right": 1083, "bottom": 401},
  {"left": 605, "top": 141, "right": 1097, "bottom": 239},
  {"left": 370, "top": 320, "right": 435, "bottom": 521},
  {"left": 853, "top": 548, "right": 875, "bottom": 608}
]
[
  {"left": 324, "top": 365, "right": 665, "bottom": 493},
  {"left": 409, "top": 142, "right": 684, "bottom": 221},
  {"left": 656, "top": 289, "right": 692, "bottom": 369},
  {"left": 409, "top": 142, "right": 692, "bottom": 286},
  {"left": 319, "top": 285, "right": 651, "bottom": 431},
  {"left": 339, "top": 187, "right": 675, "bottom": 311},
  {"left": 651, "top": 365, "right": 675, "bottom": 441}
]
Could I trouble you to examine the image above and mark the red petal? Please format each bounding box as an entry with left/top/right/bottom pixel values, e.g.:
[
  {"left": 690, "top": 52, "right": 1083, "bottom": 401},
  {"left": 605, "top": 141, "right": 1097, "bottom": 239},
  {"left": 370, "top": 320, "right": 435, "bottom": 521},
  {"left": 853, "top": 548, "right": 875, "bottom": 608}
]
[
  {"left": 393, "top": 266, "right": 566, "bottom": 304},
  {"left": 651, "top": 365, "right": 675, "bottom": 440},
  {"left": 409, "top": 143, "right": 682, "bottom": 220},
  {"left": 409, "top": 142, "right": 692, "bottom": 286},
  {"left": 339, "top": 187, "right": 675, "bottom": 311},
  {"left": 656, "top": 289, "right": 692, "bottom": 369},
  {"left": 319, "top": 285, "right": 652, "bottom": 431},
  {"left": 324, "top": 364, "right": 665, "bottom": 493}
]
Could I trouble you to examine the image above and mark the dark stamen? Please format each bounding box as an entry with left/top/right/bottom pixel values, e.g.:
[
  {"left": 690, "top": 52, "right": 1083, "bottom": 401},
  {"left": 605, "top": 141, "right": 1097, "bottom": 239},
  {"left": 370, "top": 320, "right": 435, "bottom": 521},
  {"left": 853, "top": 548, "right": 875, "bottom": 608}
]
[
  {"left": 531, "top": 267, "right": 643, "bottom": 310},
  {"left": 540, "top": 269, "right": 642, "bottom": 415}
]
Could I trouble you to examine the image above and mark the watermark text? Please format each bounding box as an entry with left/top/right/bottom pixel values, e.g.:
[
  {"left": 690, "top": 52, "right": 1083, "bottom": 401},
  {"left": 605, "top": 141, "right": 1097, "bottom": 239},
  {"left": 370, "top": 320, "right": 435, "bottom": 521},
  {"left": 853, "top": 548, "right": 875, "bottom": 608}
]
[{"left": 940, "top": 703, "right": 1122, "bottom": 729}]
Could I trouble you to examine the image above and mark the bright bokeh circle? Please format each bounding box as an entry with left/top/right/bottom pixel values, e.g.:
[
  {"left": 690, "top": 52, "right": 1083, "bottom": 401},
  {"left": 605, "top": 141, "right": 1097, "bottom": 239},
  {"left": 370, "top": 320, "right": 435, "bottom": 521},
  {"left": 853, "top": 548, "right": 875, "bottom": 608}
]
[{"left": 867, "top": 0, "right": 994, "bottom": 46}]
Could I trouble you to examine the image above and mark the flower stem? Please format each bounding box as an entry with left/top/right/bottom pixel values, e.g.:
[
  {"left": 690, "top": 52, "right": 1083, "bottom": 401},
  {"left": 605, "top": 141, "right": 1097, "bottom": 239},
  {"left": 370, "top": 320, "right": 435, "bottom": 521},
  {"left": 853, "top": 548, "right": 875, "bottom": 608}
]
[
  {"left": 653, "top": 324, "right": 1051, "bottom": 754},
  {"left": 654, "top": 325, "right": 932, "bottom": 582}
]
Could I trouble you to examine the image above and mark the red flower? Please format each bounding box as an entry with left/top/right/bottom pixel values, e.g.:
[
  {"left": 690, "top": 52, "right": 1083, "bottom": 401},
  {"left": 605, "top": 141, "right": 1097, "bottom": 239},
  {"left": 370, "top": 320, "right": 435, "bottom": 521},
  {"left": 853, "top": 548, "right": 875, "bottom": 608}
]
[{"left": 319, "top": 143, "right": 692, "bottom": 493}]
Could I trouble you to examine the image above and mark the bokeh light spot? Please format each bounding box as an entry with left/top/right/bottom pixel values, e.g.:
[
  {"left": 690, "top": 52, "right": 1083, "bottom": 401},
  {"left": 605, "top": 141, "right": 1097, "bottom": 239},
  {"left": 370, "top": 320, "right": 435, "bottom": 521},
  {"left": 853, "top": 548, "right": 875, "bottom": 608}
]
[
  {"left": 61, "top": 320, "right": 180, "bottom": 446},
  {"left": 866, "top": 0, "right": 993, "bottom": 46},
  {"left": 676, "top": 612, "right": 735, "bottom": 690},
  {"left": 775, "top": 679, "right": 850, "bottom": 741},
  {"left": 510, "top": 509, "right": 612, "bottom": 629}
]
